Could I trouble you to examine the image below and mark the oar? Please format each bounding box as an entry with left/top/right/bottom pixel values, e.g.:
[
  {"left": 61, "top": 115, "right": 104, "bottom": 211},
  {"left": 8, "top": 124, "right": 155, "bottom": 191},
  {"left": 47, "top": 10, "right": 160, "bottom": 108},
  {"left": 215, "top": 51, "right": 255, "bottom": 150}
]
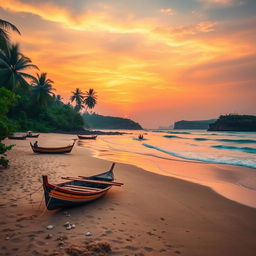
[{"left": 61, "top": 177, "right": 124, "bottom": 186}]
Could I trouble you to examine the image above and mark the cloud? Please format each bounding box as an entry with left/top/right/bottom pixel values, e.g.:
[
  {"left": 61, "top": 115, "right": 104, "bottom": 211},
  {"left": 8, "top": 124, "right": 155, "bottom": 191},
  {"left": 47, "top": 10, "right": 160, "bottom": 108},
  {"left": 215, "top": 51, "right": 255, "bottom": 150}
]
[
  {"left": 197, "top": 0, "right": 243, "bottom": 7},
  {"left": 160, "top": 8, "right": 175, "bottom": 16}
]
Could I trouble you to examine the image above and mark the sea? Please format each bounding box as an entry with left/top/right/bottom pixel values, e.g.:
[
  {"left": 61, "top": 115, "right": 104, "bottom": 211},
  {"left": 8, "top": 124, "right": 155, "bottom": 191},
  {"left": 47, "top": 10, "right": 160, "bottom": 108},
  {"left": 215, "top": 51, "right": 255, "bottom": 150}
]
[{"left": 78, "top": 130, "right": 256, "bottom": 208}]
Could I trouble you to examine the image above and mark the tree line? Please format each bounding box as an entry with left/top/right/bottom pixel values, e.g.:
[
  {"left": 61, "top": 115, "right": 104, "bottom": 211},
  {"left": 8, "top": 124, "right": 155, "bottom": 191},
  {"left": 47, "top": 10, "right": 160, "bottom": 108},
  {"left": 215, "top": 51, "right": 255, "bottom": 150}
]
[{"left": 0, "top": 19, "right": 97, "bottom": 167}]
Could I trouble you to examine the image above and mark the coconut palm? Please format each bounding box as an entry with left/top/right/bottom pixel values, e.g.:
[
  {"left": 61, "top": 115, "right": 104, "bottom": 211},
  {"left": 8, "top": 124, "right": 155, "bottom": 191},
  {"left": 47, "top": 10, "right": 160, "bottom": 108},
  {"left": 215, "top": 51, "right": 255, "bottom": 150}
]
[
  {"left": 0, "top": 19, "right": 21, "bottom": 52},
  {"left": 70, "top": 88, "right": 85, "bottom": 112},
  {"left": 54, "top": 94, "right": 63, "bottom": 105},
  {"left": 84, "top": 88, "right": 97, "bottom": 112},
  {"left": 31, "top": 73, "right": 55, "bottom": 107},
  {"left": 0, "top": 44, "right": 38, "bottom": 90}
]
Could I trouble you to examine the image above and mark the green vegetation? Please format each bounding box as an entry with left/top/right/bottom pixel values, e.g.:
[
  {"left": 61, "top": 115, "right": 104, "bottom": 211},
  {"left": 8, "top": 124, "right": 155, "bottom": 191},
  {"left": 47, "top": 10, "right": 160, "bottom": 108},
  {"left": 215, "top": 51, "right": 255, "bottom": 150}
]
[
  {"left": 0, "top": 19, "right": 88, "bottom": 167},
  {"left": 208, "top": 114, "right": 256, "bottom": 131},
  {"left": 83, "top": 113, "right": 143, "bottom": 130},
  {"left": 70, "top": 88, "right": 97, "bottom": 113},
  {"left": 0, "top": 87, "right": 16, "bottom": 167}
]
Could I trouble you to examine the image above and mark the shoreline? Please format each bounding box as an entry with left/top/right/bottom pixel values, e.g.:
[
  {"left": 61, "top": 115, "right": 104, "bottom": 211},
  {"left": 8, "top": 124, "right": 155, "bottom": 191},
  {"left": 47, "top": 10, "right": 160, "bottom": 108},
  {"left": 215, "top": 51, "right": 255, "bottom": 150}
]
[
  {"left": 85, "top": 137, "right": 256, "bottom": 209},
  {"left": 1, "top": 133, "right": 256, "bottom": 256}
]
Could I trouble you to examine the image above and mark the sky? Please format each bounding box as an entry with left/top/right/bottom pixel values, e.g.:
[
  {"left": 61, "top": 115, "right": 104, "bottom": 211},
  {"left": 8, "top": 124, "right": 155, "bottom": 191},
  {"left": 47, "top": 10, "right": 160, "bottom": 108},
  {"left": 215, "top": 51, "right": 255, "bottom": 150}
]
[{"left": 0, "top": 0, "right": 256, "bottom": 128}]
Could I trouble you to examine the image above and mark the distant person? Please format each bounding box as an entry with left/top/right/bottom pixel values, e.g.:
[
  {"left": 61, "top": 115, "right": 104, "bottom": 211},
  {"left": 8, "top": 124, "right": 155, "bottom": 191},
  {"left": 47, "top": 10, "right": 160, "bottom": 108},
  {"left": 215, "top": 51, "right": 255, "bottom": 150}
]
[{"left": 34, "top": 141, "right": 38, "bottom": 147}]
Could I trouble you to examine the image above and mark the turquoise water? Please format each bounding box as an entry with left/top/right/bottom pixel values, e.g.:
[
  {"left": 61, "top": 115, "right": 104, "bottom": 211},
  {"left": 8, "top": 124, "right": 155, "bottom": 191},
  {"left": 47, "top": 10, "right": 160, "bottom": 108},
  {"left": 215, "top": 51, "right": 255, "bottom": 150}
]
[{"left": 79, "top": 129, "right": 256, "bottom": 208}]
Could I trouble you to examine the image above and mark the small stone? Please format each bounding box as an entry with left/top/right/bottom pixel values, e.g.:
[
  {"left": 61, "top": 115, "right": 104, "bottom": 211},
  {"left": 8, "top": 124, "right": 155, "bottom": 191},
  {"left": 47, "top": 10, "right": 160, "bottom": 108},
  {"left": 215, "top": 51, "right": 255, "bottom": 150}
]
[
  {"left": 64, "top": 222, "right": 70, "bottom": 227},
  {"left": 47, "top": 225, "right": 54, "bottom": 230},
  {"left": 45, "top": 234, "right": 53, "bottom": 239},
  {"left": 5, "top": 235, "right": 10, "bottom": 240},
  {"left": 66, "top": 224, "right": 72, "bottom": 230},
  {"left": 85, "top": 231, "right": 92, "bottom": 236},
  {"left": 71, "top": 224, "right": 76, "bottom": 229},
  {"left": 58, "top": 241, "right": 65, "bottom": 248}
]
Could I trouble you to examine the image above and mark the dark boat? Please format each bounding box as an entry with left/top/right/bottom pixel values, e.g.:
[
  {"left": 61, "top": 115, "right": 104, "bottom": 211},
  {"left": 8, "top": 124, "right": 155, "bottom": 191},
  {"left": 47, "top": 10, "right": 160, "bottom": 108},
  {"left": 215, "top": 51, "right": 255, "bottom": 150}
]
[
  {"left": 8, "top": 135, "right": 27, "bottom": 140},
  {"left": 27, "top": 131, "right": 40, "bottom": 138},
  {"left": 27, "top": 134, "right": 40, "bottom": 138},
  {"left": 30, "top": 140, "right": 76, "bottom": 154},
  {"left": 78, "top": 135, "right": 97, "bottom": 140},
  {"left": 42, "top": 163, "right": 123, "bottom": 210}
]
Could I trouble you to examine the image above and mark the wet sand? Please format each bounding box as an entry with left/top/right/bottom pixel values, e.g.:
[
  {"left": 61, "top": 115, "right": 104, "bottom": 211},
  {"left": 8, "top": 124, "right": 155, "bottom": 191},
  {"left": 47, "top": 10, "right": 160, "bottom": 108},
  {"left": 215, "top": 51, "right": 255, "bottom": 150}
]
[{"left": 1, "top": 133, "right": 256, "bottom": 256}]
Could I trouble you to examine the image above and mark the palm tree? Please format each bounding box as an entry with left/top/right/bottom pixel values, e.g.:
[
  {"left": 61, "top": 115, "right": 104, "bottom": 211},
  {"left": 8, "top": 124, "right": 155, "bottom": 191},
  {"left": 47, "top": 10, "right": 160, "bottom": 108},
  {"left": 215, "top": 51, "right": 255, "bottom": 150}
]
[
  {"left": 0, "top": 44, "right": 38, "bottom": 90},
  {"left": 31, "top": 73, "right": 55, "bottom": 107},
  {"left": 0, "top": 19, "right": 21, "bottom": 52},
  {"left": 84, "top": 88, "right": 97, "bottom": 112},
  {"left": 54, "top": 94, "right": 63, "bottom": 105},
  {"left": 70, "top": 88, "right": 85, "bottom": 112}
]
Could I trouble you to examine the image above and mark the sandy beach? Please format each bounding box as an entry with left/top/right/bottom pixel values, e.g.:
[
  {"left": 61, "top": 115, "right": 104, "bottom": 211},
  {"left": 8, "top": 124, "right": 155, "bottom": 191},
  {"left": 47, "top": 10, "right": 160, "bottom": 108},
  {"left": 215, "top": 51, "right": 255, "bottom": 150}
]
[{"left": 1, "top": 133, "right": 256, "bottom": 256}]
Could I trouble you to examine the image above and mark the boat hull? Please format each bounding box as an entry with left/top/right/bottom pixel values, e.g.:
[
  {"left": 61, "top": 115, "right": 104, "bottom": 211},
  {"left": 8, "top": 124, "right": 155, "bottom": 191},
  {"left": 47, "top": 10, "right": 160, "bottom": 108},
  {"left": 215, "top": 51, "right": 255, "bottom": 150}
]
[
  {"left": 42, "top": 163, "right": 116, "bottom": 210},
  {"left": 30, "top": 142, "right": 75, "bottom": 154},
  {"left": 8, "top": 135, "right": 27, "bottom": 140},
  {"left": 78, "top": 135, "right": 97, "bottom": 140}
]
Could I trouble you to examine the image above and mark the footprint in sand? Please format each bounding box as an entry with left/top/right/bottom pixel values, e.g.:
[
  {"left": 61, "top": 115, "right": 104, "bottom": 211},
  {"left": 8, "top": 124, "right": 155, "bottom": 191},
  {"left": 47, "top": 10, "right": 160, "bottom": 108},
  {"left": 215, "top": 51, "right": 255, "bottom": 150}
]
[
  {"left": 124, "top": 245, "right": 139, "bottom": 251},
  {"left": 144, "top": 247, "right": 154, "bottom": 252}
]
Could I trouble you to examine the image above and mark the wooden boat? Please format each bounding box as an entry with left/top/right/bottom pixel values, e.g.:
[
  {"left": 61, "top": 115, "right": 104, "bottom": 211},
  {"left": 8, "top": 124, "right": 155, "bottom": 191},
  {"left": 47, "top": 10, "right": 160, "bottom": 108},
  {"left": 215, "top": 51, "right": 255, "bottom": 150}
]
[
  {"left": 8, "top": 134, "right": 27, "bottom": 140},
  {"left": 27, "top": 131, "right": 40, "bottom": 138},
  {"left": 30, "top": 140, "right": 76, "bottom": 154},
  {"left": 27, "top": 134, "right": 40, "bottom": 138},
  {"left": 77, "top": 135, "right": 97, "bottom": 140},
  {"left": 42, "top": 163, "right": 123, "bottom": 210}
]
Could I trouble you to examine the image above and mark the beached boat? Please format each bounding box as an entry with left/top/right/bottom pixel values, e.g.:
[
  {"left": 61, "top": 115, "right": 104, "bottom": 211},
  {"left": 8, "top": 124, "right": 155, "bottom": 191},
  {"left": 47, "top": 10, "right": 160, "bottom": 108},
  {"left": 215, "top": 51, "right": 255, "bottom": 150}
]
[
  {"left": 42, "top": 163, "right": 123, "bottom": 210},
  {"left": 30, "top": 140, "right": 76, "bottom": 154},
  {"left": 27, "top": 133, "right": 40, "bottom": 138},
  {"left": 77, "top": 135, "right": 97, "bottom": 140},
  {"left": 8, "top": 134, "right": 27, "bottom": 140},
  {"left": 27, "top": 131, "right": 40, "bottom": 138}
]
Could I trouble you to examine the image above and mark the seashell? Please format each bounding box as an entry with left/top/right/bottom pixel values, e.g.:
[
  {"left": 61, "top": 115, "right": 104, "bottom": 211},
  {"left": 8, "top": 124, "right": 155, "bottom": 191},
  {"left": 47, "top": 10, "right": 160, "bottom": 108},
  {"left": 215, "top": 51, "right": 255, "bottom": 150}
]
[
  {"left": 64, "top": 222, "right": 70, "bottom": 227},
  {"left": 47, "top": 225, "right": 54, "bottom": 230},
  {"left": 85, "top": 231, "right": 92, "bottom": 236},
  {"left": 66, "top": 224, "right": 72, "bottom": 230}
]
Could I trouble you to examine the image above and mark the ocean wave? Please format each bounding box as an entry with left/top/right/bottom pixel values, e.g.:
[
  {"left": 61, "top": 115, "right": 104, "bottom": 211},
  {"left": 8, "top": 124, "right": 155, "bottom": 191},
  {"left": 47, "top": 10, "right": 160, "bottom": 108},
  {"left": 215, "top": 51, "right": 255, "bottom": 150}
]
[
  {"left": 142, "top": 143, "right": 256, "bottom": 169},
  {"left": 164, "top": 135, "right": 183, "bottom": 139},
  {"left": 212, "top": 145, "right": 256, "bottom": 154},
  {"left": 194, "top": 138, "right": 209, "bottom": 141},
  {"left": 168, "top": 131, "right": 191, "bottom": 134},
  {"left": 217, "top": 139, "right": 256, "bottom": 144}
]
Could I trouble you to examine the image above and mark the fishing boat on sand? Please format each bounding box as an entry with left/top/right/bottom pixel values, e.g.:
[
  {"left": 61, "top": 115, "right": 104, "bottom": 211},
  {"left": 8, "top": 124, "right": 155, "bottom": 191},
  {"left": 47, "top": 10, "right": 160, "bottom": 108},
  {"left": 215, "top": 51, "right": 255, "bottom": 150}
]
[
  {"left": 42, "top": 163, "right": 123, "bottom": 210},
  {"left": 77, "top": 135, "right": 97, "bottom": 140},
  {"left": 8, "top": 134, "right": 27, "bottom": 140},
  {"left": 30, "top": 140, "right": 76, "bottom": 154},
  {"left": 27, "top": 131, "right": 40, "bottom": 138}
]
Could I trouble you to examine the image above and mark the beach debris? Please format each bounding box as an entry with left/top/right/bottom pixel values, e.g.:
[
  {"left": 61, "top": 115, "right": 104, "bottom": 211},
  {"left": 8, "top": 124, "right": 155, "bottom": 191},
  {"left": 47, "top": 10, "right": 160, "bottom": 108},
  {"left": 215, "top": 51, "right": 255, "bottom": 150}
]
[
  {"left": 47, "top": 225, "right": 54, "bottom": 230},
  {"left": 45, "top": 234, "right": 53, "bottom": 239},
  {"left": 66, "top": 224, "right": 72, "bottom": 230},
  {"left": 65, "top": 242, "right": 112, "bottom": 256},
  {"left": 58, "top": 241, "right": 65, "bottom": 248},
  {"left": 56, "top": 235, "right": 68, "bottom": 241},
  {"left": 85, "top": 231, "right": 93, "bottom": 236},
  {"left": 64, "top": 221, "right": 76, "bottom": 230},
  {"left": 64, "top": 221, "right": 70, "bottom": 227}
]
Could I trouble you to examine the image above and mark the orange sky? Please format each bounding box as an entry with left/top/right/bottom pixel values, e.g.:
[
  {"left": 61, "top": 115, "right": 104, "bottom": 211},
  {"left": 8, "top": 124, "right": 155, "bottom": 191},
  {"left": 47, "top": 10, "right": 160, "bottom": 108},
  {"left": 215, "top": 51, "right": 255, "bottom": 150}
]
[{"left": 1, "top": 0, "right": 255, "bottom": 128}]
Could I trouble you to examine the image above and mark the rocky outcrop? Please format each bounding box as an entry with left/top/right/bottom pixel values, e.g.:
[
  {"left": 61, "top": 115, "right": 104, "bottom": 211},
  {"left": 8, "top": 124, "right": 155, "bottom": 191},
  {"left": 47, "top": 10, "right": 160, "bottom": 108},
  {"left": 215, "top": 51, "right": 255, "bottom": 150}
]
[
  {"left": 83, "top": 113, "right": 143, "bottom": 130},
  {"left": 208, "top": 114, "right": 256, "bottom": 131},
  {"left": 174, "top": 119, "right": 216, "bottom": 130}
]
